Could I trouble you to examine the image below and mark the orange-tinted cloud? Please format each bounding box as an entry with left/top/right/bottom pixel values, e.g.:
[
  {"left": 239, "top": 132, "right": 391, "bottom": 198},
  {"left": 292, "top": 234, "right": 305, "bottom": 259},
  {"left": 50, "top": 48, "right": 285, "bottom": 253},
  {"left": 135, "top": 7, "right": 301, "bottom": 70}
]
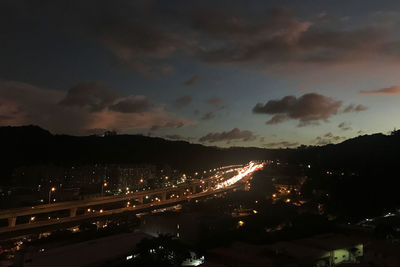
[
  {"left": 360, "top": 85, "right": 400, "bottom": 95},
  {"left": 0, "top": 81, "right": 195, "bottom": 135}
]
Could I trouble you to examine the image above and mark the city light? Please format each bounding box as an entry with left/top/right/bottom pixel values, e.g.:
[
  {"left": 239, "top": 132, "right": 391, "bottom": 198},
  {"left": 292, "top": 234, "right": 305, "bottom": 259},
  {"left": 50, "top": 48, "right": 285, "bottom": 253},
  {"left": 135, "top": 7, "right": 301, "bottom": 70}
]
[
  {"left": 49, "top": 187, "right": 56, "bottom": 204},
  {"left": 215, "top": 162, "right": 264, "bottom": 189}
]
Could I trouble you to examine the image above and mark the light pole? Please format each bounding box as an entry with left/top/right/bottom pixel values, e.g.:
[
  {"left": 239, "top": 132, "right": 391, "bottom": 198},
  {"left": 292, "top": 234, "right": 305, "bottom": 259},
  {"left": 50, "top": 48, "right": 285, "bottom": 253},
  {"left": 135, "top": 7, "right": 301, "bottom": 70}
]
[
  {"left": 101, "top": 182, "right": 108, "bottom": 196},
  {"left": 48, "top": 187, "right": 56, "bottom": 204}
]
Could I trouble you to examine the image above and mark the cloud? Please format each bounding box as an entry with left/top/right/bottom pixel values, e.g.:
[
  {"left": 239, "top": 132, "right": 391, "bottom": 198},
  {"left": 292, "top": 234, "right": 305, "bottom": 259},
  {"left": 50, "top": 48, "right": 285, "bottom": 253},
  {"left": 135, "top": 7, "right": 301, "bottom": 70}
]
[
  {"left": 0, "top": 81, "right": 91, "bottom": 134},
  {"left": 91, "top": 2, "right": 196, "bottom": 76},
  {"left": 149, "top": 120, "right": 189, "bottom": 131},
  {"left": 343, "top": 104, "right": 368, "bottom": 113},
  {"left": 359, "top": 85, "right": 400, "bottom": 95},
  {"left": 4, "top": 3, "right": 400, "bottom": 75},
  {"left": 264, "top": 141, "right": 299, "bottom": 149},
  {"left": 184, "top": 75, "right": 199, "bottom": 86},
  {"left": 207, "top": 97, "right": 224, "bottom": 107},
  {"left": 201, "top": 111, "right": 215, "bottom": 121},
  {"left": 173, "top": 95, "right": 192, "bottom": 109},
  {"left": 164, "top": 134, "right": 190, "bottom": 141},
  {"left": 264, "top": 114, "right": 289, "bottom": 125},
  {"left": 313, "top": 132, "right": 346, "bottom": 145},
  {"left": 1, "top": 1, "right": 196, "bottom": 76},
  {"left": 0, "top": 80, "right": 195, "bottom": 135},
  {"left": 109, "top": 96, "right": 152, "bottom": 113},
  {"left": 199, "top": 128, "right": 255, "bottom": 143},
  {"left": 59, "top": 82, "right": 118, "bottom": 112},
  {"left": 200, "top": 97, "right": 225, "bottom": 120},
  {"left": 60, "top": 82, "right": 152, "bottom": 114},
  {"left": 194, "top": 7, "right": 400, "bottom": 68},
  {"left": 338, "top": 122, "right": 352, "bottom": 131},
  {"left": 253, "top": 93, "right": 342, "bottom": 126}
]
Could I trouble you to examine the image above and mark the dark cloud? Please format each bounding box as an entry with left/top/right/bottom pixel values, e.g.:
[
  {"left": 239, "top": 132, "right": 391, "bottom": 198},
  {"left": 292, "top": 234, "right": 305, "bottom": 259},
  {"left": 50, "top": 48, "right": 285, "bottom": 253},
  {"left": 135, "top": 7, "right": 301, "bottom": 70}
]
[
  {"left": 338, "top": 122, "right": 352, "bottom": 131},
  {"left": 1, "top": 0, "right": 196, "bottom": 76},
  {"left": 86, "top": 2, "right": 196, "bottom": 76},
  {"left": 60, "top": 82, "right": 152, "bottom": 114},
  {"left": 201, "top": 111, "right": 215, "bottom": 121},
  {"left": 3, "top": 2, "right": 400, "bottom": 75},
  {"left": 199, "top": 128, "right": 255, "bottom": 143},
  {"left": 150, "top": 121, "right": 187, "bottom": 131},
  {"left": 313, "top": 132, "right": 346, "bottom": 145},
  {"left": 184, "top": 75, "right": 199, "bottom": 86},
  {"left": 194, "top": 7, "right": 400, "bottom": 67},
  {"left": 343, "top": 104, "right": 368, "bottom": 113},
  {"left": 264, "top": 114, "right": 289, "bottom": 125},
  {"left": 59, "top": 82, "right": 118, "bottom": 112},
  {"left": 173, "top": 96, "right": 192, "bottom": 109},
  {"left": 200, "top": 97, "right": 225, "bottom": 120},
  {"left": 253, "top": 93, "right": 342, "bottom": 126},
  {"left": 109, "top": 96, "right": 151, "bottom": 113},
  {"left": 264, "top": 141, "right": 299, "bottom": 149},
  {"left": 0, "top": 80, "right": 194, "bottom": 135},
  {"left": 207, "top": 97, "right": 224, "bottom": 107},
  {"left": 359, "top": 85, "right": 400, "bottom": 95}
]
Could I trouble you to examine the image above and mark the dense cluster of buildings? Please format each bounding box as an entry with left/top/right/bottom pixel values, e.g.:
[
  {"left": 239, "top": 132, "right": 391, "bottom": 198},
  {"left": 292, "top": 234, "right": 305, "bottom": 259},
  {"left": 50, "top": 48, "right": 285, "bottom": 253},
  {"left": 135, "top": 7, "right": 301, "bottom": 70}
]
[{"left": 1, "top": 164, "right": 190, "bottom": 208}]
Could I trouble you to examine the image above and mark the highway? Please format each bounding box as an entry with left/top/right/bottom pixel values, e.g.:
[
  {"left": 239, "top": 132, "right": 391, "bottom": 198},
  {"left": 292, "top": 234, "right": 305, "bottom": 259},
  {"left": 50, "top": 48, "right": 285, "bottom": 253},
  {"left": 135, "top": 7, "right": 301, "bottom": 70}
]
[{"left": 0, "top": 161, "right": 264, "bottom": 234}]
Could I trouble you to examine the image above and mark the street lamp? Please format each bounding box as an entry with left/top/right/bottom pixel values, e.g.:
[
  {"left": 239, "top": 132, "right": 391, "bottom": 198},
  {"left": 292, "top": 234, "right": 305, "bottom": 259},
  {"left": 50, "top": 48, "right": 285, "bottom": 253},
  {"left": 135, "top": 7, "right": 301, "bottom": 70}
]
[
  {"left": 102, "top": 182, "right": 108, "bottom": 196},
  {"left": 48, "top": 187, "right": 56, "bottom": 204},
  {"left": 101, "top": 182, "right": 108, "bottom": 196}
]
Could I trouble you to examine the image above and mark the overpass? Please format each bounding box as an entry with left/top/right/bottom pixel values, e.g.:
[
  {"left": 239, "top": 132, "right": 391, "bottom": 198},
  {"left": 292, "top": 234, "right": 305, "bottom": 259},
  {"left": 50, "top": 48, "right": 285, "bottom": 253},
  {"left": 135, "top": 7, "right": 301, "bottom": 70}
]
[{"left": 0, "top": 162, "right": 264, "bottom": 234}]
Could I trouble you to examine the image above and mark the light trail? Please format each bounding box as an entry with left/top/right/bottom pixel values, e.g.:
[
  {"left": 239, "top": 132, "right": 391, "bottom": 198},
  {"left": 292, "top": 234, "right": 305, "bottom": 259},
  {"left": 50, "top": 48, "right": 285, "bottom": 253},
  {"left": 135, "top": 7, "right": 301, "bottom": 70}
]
[{"left": 215, "top": 162, "right": 264, "bottom": 189}]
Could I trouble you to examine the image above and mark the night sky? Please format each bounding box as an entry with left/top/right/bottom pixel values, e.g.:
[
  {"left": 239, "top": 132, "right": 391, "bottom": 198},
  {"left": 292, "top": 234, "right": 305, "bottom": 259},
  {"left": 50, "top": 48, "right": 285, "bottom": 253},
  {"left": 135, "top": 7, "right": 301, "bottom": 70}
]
[{"left": 1, "top": 0, "right": 400, "bottom": 147}]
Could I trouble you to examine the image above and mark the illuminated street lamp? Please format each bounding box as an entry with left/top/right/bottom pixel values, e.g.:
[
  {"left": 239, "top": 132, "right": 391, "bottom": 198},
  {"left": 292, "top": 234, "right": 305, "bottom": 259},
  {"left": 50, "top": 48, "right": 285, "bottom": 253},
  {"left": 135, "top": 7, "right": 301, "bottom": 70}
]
[
  {"left": 48, "top": 187, "right": 56, "bottom": 204},
  {"left": 101, "top": 182, "right": 108, "bottom": 196}
]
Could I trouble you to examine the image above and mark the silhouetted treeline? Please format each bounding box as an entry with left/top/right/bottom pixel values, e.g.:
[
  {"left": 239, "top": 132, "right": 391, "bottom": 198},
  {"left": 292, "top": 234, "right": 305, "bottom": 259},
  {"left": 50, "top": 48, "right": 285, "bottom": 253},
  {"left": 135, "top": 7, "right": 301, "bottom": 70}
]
[
  {"left": 0, "top": 126, "right": 276, "bottom": 185},
  {"left": 293, "top": 131, "right": 400, "bottom": 220}
]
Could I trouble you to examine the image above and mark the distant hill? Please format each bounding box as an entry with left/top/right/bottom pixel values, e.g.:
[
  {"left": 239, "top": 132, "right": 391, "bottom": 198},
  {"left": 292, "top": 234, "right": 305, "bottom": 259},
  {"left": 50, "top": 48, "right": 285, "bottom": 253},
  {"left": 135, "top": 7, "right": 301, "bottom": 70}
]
[
  {"left": 294, "top": 131, "right": 400, "bottom": 220},
  {"left": 0, "top": 125, "right": 274, "bottom": 184},
  {"left": 1, "top": 125, "right": 400, "bottom": 186},
  {"left": 291, "top": 132, "right": 400, "bottom": 172}
]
